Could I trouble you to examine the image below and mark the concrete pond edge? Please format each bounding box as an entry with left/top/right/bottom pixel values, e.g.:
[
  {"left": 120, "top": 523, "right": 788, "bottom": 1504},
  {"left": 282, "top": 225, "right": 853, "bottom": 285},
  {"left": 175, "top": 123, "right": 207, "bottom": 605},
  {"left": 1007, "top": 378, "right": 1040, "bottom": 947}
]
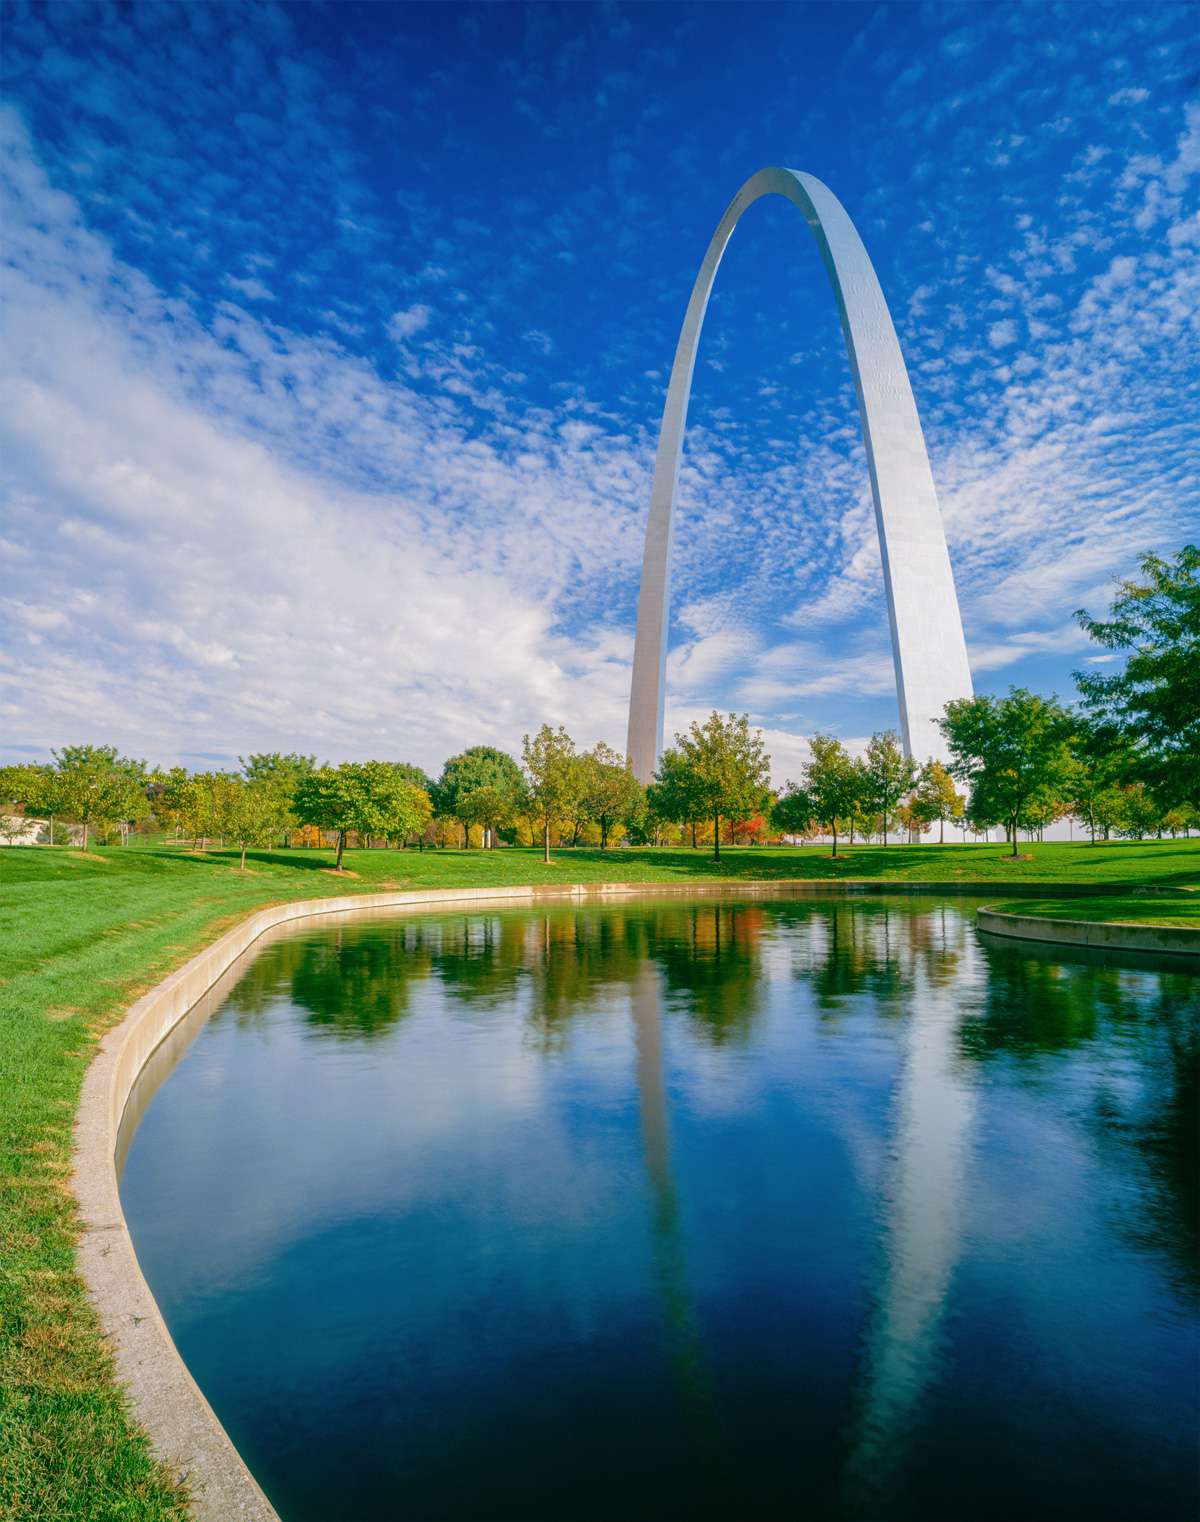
[
  {"left": 976, "top": 905, "right": 1200, "bottom": 956},
  {"left": 71, "top": 874, "right": 1195, "bottom": 1519}
]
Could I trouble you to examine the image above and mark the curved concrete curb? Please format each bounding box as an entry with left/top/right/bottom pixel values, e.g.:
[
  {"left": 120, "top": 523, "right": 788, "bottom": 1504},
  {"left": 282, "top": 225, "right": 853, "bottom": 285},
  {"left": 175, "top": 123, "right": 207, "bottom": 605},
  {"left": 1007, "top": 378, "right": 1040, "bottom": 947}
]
[
  {"left": 977, "top": 907, "right": 1200, "bottom": 956},
  {"left": 72, "top": 877, "right": 1196, "bottom": 1520}
]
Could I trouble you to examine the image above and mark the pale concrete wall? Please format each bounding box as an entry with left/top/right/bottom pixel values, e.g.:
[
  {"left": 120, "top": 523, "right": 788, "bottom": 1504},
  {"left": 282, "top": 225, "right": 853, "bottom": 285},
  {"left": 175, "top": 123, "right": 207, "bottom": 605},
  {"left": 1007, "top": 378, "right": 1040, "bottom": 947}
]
[{"left": 976, "top": 907, "right": 1200, "bottom": 956}]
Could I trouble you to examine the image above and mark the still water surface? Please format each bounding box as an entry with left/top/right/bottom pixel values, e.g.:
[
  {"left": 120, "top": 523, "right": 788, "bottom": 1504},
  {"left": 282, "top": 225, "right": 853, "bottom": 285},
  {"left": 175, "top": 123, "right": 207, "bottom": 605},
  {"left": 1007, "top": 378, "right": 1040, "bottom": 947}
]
[{"left": 120, "top": 896, "right": 1199, "bottom": 1521}]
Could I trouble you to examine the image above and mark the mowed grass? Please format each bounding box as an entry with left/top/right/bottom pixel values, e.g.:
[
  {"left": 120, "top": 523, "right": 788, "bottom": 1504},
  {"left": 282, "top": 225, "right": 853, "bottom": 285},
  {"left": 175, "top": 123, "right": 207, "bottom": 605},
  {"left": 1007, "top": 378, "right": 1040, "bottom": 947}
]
[
  {"left": 2, "top": 836, "right": 1198, "bottom": 1519},
  {"left": 991, "top": 894, "right": 1200, "bottom": 928}
]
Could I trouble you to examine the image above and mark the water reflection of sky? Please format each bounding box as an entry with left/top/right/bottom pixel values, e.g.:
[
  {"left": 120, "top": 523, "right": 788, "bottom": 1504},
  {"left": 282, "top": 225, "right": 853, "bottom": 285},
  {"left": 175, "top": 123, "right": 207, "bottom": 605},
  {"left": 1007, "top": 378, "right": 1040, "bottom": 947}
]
[{"left": 121, "top": 898, "right": 1199, "bottom": 1522}]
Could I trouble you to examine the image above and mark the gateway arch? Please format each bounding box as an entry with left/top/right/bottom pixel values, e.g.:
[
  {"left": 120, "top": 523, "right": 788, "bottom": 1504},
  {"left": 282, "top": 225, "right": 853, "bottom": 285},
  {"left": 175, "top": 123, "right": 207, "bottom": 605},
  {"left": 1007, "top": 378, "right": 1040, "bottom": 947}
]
[{"left": 625, "top": 168, "right": 973, "bottom": 783}]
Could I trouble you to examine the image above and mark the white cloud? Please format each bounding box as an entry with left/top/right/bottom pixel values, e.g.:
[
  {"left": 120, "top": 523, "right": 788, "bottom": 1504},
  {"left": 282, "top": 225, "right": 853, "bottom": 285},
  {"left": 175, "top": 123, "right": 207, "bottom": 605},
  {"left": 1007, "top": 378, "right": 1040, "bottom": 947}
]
[
  {"left": 386, "top": 302, "right": 432, "bottom": 341},
  {"left": 987, "top": 319, "right": 1017, "bottom": 348}
]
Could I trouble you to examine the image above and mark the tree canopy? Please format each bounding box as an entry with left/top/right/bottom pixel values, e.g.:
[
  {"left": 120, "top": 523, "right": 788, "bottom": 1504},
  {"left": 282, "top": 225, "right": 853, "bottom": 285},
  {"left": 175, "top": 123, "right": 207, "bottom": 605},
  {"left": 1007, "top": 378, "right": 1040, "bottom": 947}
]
[
  {"left": 436, "top": 745, "right": 524, "bottom": 846},
  {"left": 775, "top": 734, "right": 861, "bottom": 856},
  {"left": 294, "top": 761, "right": 432, "bottom": 869},
  {"left": 1074, "top": 544, "right": 1199, "bottom": 809},
  {"left": 656, "top": 712, "right": 769, "bottom": 860},
  {"left": 580, "top": 741, "right": 643, "bottom": 849},
  {"left": 939, "top": 689, "right": 1075, "bottom": 857},
  {"left": 522, "top": 725, "right": 583, "bottom": 863},
  {"left": 862, "top": 730, "right": 917, "bottom": 846}
]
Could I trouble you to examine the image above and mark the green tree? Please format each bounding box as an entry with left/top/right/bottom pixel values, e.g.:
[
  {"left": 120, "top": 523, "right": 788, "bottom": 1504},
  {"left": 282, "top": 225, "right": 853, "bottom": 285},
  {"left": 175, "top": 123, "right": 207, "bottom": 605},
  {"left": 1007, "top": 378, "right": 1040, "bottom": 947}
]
[
  {"left": 646, "top": 745, "right": 706, "bottom": 847},
  {"left": 48, "top": 745, "right": 150, "bottom": 849},
  {"left": 911, "top": 760, "right": 965, "bottom": 844},
  {"left": 862, "top": 730, "right": 917, "bottom": 846},
  {"left": 1064, "top": 718, "right": 1135, "bottom": 843},
  {"left": 227, "top": 777, "right": 299, "bottom": 869},
  {"left": 171, "top": 771, "right": 243, "bottom": 851},
  {"left": 938, "top": 689, "right": 1075, "bottom": 858},
  {"left": 0, "top": 763, "right": 59, "bottom": 842},
  {"left": 580, "top": 741, "right": 643, "bottom": 849},
  {"left": 435, "top": 745, "right": 524, "bottom": 848},
  {"left": 522, "top": 725, "right": 584, "bottom": 864},
  {"left": 657, "top": 712, "right": 770, "bottom": 861},
  {"left": 1074, "top": 544, "right": 1199, "bottom": 809},
  {"left": 784, "top": 734, "right": 863, "bottom": 857},
  {"left": 1114, "top": 782, "right": 1163, "bottom": 840},
  {"left": 458, "top": 784, "right": 516, "bottom": 846},
  {"left": 294, "top": 761, "right": 431, "bottom": 869},
  {"left": 771, "top": 784, "right": 814, "bottom": 841},
  {"left": 239, "top": 753, "right": 315, "bottom": 845}
]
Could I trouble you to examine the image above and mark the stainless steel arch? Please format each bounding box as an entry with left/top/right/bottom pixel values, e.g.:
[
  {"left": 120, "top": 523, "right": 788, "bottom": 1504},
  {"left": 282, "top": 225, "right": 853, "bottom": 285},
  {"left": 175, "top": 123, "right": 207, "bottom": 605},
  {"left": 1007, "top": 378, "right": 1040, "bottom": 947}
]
[{"left": 625, "top": 167, "right": 973, "bottom": 783}]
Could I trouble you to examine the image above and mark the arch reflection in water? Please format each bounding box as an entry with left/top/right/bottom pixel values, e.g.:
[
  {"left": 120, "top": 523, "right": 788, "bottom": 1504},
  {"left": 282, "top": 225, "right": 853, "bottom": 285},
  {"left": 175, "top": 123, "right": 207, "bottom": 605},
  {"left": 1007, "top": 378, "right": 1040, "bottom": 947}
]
[{"left": 119, "top": 896, "right": 1199, "bottom": 1522}]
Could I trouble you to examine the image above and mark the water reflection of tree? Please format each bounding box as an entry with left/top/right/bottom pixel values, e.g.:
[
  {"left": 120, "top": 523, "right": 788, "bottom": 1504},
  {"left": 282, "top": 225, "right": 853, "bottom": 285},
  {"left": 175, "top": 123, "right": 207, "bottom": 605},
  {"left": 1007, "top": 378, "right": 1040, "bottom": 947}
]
[
  {"left": 651, "top": 904, "right": 766, "bottom": 1045},
  {"left": 785, "top": 901, "right": 967, "bottom": 1015},
  {"left": 222, "top": 927, "right": 434, "bottom": 1039},
  {"left": 290, "top": 928, "right": 432, "bottom": 1037},
  {"left": 967, "top": 943, "right": 1200, "bottom": 1302}
]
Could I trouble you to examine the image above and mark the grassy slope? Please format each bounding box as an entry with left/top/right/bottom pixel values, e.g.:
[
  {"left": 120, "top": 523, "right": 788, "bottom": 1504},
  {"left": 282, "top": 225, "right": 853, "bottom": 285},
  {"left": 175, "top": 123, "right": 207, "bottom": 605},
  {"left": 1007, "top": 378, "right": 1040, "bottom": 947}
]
[{"left": 2, "top": 837, "right": 1198, "bottom": 1519}]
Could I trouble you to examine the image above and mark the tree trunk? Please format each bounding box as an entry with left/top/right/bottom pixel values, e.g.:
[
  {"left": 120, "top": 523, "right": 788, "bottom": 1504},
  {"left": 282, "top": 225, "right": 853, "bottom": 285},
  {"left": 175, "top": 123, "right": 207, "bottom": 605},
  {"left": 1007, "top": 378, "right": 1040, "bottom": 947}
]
[
  {"left": 601, "top": 819, "right": 608, "bottom": 850},
  {"left": 712, "top": 813, "right": 720, "bottom": 860},
  {"left": 543, "top": 821, "right": 551, "bottom": 864},
  {"left": 939, "top": 816, "right": 945, "bottom": 844},
  {"left": 1010, "top": 814, "right": 1019, "bottom": 858},
  {"left": 831, "top": 820, "right": 838, "bottom": 858},
  {"left": 335, "top": 829, "right": 346, "bottom": 870},
  {"left": 82, "top": 819, "right": 89, "bottom": 850},
  {"left": 240, "top": 841, "right": 247, "bottom": 871},
  {"left": 691, "top": 821, "right": 697, "bottom": 849}
]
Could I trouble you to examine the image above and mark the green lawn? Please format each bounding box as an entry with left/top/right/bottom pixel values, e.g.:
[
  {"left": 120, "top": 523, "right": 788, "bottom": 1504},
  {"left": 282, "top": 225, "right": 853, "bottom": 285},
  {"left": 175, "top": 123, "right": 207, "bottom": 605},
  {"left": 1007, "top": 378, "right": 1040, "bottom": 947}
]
[
  {"left": 3, "top": 836, "right": 1199, "bottom": 1519},
  {"left": 990, "top": 894, "right": 1200, "bottom": 928}
]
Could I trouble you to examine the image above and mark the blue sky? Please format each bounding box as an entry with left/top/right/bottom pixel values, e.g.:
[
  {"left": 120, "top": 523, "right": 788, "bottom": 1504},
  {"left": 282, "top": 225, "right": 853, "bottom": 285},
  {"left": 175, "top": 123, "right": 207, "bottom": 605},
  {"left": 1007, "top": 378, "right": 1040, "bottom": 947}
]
[{"left": 1, "top": 1, "right": 1197, "bottom": 780}]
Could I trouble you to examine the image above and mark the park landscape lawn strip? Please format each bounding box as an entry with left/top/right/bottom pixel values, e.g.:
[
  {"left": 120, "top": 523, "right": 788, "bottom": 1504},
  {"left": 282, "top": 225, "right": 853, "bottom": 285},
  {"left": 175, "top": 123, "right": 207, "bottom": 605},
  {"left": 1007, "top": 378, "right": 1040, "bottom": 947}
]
[
  {"left": 2, "top": 838, "right": 1199, "bottom": 1520},
  {"left": 987, "top": 894, "right": 1200, "bottom": 929}
]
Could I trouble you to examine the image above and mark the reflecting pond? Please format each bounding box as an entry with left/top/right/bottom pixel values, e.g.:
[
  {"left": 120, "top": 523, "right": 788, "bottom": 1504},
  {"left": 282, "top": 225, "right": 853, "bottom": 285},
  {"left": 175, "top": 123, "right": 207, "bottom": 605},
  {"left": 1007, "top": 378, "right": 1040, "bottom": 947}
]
[{"left": 119, "top": 896, "right": 1199, "bottom": 1522}]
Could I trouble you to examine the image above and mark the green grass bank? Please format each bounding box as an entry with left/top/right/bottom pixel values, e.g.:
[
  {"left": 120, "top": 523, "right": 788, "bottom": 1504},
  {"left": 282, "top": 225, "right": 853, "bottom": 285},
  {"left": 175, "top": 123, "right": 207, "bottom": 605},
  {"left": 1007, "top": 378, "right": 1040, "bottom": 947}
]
[
  {"left": 989, "top": 894, "right": 1200, "bottom": 928},
  {"left": 3, "top": 837, "right": 1199, "bottom": 1519}
]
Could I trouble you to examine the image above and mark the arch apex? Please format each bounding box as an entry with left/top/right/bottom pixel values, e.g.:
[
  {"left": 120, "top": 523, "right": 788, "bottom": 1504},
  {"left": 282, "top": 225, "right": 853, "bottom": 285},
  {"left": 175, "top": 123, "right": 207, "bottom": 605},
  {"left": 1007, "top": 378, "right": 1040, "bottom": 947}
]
[{"left": 625, "top": 168, "right": 972, "bottom": 784}]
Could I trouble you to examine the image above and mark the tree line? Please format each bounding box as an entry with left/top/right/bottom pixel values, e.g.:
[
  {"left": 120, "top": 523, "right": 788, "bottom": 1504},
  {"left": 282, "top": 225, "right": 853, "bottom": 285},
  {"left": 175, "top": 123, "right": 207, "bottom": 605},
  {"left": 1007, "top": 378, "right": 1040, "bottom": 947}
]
[{"left": 2, "top": 546, "right": 1195, "bottom": 863}]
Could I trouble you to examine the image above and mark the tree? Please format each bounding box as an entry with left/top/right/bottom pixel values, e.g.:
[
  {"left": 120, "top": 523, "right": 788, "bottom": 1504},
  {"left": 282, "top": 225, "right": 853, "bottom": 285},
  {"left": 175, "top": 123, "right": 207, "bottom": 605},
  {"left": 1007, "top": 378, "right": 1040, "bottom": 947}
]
[
  {"left": 580, "top": 742, "right": 643, "bottom": 849},
  {"left": 938, "top": 690, "right": 1075, "bottom": 858},
  {"left": 1115, "top": 783, "right": 1163, "bottom": 840},
  {"left": 782, "top": 734, "right": 863, "bottom": 857},
  {"left": 646, "top": 745, "right": 706, "bottom": 846},
  {"left": 656, "top": 712, "right": 770, "bottom": 861},
  {"left": 522, "top": 726, "right": 584, "bottom": 864},
  {"left": 771, "top": 785, "right": 814, "bottom": 842},
  {"left": 896, "top": 801, "right": 931, "bottom": 838},
  {"left": 294, "top": 761, "right": 432, "bottom": 870},
  {"left": 164, "top": 771, "right": 242, "bottom": 851},
  {"left": 0, "top": 764, "right": 59, "bottom": 842},
  {"left": 228, "top": 777, "right": 298, "bottom": 869},
  {"left": 458, "top": 784, "right": 516, "bottom": 846},
  {"left": 862, "top": 730, "right": 917, "bottom": 846},
  {"left": 1064, "top": 717, "right": 1134, "bottom": 843},
  {"left": 911, "top": 760, "right": 965, "bottom": 844},
  {"left": 48, "top": 745, "right": 150, "bottom": 849},
  {"left": 1074, "top": 544, "right": 1199, "bottom": 809},
  {"left": 435, "top": 746, "right": 524, "bottom": 848},
  {"left": 239, "top": 753, "right": 315, "bottom": 845}
]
